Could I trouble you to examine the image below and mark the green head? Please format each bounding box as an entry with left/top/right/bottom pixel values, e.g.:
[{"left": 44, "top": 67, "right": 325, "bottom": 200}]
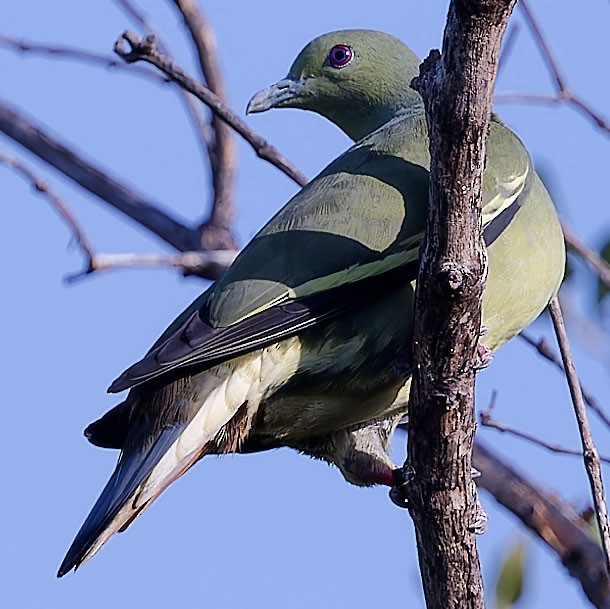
[{"left": 247, "top": 29, "right": 423, "bottom": 141}]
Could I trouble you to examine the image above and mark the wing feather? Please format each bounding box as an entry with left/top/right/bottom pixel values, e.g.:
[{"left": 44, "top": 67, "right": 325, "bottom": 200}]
[{"left": 108, "top": 261, "right": 419, "bottom": 394}]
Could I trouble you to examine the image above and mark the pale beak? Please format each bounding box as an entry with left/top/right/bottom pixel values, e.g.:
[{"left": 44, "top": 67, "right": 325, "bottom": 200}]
[{"left": 246, "top": 78, "right": 306, "bottom": 114}]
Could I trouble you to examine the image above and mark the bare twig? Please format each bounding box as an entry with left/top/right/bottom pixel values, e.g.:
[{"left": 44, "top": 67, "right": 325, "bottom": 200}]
[
  {"left": 480, "top": 397, "right": 610, "bottom": 465},
  {"left": 0, "top": 151, "right": 235, "bottom": 281},
  {"left": 519, "top": 331, "right": 610, "bottom": 428},
  {"left": 0, "top": 33, "right": 164, "bottom": 81},
  {"left": 0, "top": 29, "right": 217, "bottom": 164},
  {"left": 495, "top": 91, "right": 610, "bottom": 136},
  {"left": 495, "top": 1, "right": 610, "bottom": 137},
  {"left": 172, "top": 0, "right": 236, "bottom": 245},
  {"left": 0, "top": 99, "right": 201, "bottom": 251},
  {"left": 498, "top": 21, "right": 520, "bottom": 74},
  {"left": 563, "top": 224, "right": 610, "bottom": 292},
  {"left": 548, "top": 296, "right": 610, "bottom": 575},
  {"left": 114, "top": 32, "right": 308, "bottom": 187},
  {"left": 113, "top": 0, "right": 154, "bottom": 31},
  {"left": 113, "top": 0, "right": 221, "bottom": 204},
  {"left": 0, "top": 153, "right": 95, "bottom": 265},
  {"left": 474, "top": 441, "right": 610, "bottom": 609},
  {"left": 519, "top": 0, "right": 565, "bottom": 89},
  {"left": 66, "top": 250, "right": 236, "bottom": 282}
]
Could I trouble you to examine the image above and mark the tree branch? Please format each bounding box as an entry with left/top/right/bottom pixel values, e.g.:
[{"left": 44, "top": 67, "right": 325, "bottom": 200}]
[
  {"left": 405, "top": 2, "right": 516, "bottom": 607},
  {"left": 474, "top": 442, "right": 610, "bottom": 609},
  {"left": 0, "top": 30, "right": 218, "bottom": 167},
  {"left": 1, "top": 151, "right": 235, "bottom": 281},
  {"left": 563, "top": 224, "right": 610, "bottom": 293},
  {"left": 548, "top": 297, "right": 610, "bottom": 575},
  {"left": 114, "top": 31, "right": 308, "bottom": 187},
  {"left": 113, "top": 0, "right": 153, "bottom": 30},
  {"left": 113, "top": 0, "right": 234, "bottom": 250},
  {"left": 0, "top": 99, "right": 201, "bottom": 251},
  {"left": 171, "top": 0, "right": 236, "bottom": 247},
  {"left": 519, "top": 331, "right": 610, "bottom": 429},
  {"left": 0, "top": 152, "right": 95, "bottom": 263},
  {"left": 480, "top": 395, "right": 610, "bottom": 465},
  {"left": 394, "top": 425, "right": 610, "bottom": 606},
  {"left": 495, "top": 0, "right": 610, "bottom": 138},
  {"left": 66, "top": 250, "right": 236, "bottom": 282},
  {"left": 0, "top": 33, "right": 164, "bottom": 81}
]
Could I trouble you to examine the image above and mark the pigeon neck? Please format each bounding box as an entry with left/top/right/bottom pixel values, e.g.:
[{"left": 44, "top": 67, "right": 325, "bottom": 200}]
[{"left": 327, "top": 92, "right": 425, "bottom": 142}]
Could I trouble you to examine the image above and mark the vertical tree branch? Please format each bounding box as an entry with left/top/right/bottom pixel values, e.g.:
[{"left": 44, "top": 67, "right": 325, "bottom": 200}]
[
  {"left": 548, "top": 297, "right": 610, "bottom": 575},
  {"left": 171, "top": 0, "right": 236, "bottom": 249},
  {"left": 407, "top": 1, "right": 516, "bottom": 607},
  {"left": 113, "top": 0, "right": 223, "bottom": 218}
]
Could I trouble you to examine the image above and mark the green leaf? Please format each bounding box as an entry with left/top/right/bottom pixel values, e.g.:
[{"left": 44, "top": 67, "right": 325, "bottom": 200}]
[{"left": 495, "top": 540, "right": 527, "bottom": 609}]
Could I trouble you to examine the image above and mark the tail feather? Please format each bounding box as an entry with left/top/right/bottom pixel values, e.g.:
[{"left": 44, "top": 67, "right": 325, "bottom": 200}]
[
  {"left": 60, "top": 360, "right": 259, "bottom": 577},
  {"left": 58, "top": 424, "right": 190, "bottom": 577}
]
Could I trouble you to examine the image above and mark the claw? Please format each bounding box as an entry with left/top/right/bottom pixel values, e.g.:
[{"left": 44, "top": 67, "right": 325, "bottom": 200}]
[
  {"left": 388, "top": 464, "right": 415, "bottom": 508},
  {"left": 474, "top": 344, "right": 493, "bottom": 370},
  {"left": 469, "top": 497, "right": 489, "bottom": 534}
]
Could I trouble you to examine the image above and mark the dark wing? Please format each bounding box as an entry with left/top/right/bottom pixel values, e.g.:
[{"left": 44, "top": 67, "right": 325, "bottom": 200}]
[{"left": 108, "top": 262, "right": 418, "bottom": 394}]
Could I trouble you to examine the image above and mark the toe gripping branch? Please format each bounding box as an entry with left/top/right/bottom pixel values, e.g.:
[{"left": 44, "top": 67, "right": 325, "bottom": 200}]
[
  {"left": 474, "top": 325, "right": 493, "bottom": 371},
  {"left": 388, "top": 463, "right": 488, "bottom": 535},
  {"left": 389, "top": 463, "right": 416, "bottom": 508}
]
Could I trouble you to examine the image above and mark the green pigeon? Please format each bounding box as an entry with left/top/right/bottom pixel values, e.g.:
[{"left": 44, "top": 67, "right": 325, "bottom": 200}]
[{"left": 58, "top": 29, "right": 565, "bottom": 576}]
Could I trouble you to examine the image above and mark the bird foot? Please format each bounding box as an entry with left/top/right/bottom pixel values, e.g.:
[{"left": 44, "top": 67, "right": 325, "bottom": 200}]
[
  {"left": 469, "top": 497, "right": 489, "bottom": 534},
  {"left": 474, "top": 344, "right": 493, "bottom": 370},
  {"left": 388, "top": 464, "right": 415, "bottom": 509}
]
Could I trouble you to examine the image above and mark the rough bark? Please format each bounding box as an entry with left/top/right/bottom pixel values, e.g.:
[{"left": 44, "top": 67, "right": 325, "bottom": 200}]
[{"left": 406, "top": 2, "right": 517, "bottom": 607}]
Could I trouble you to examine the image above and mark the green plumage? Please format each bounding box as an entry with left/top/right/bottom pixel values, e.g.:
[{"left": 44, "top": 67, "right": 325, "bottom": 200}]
[{"left": 59, "top": 29, "right": 565, "bottom": 577}]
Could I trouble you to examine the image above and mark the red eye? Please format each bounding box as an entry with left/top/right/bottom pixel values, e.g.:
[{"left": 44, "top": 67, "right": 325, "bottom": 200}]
[{"left": 328, "top": 45, "right": 353, "bottom": 68}]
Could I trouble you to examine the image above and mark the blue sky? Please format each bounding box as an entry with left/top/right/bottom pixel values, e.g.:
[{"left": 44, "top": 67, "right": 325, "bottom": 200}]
[{"left": 2, "top": 1, "right": 610, "bottom": 608}]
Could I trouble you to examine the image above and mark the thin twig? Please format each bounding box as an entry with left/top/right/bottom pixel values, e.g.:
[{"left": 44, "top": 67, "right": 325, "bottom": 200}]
[
  {"left": 495, "top": 1, "right": 610, "bottom": 137},
  {"left": 495, "top": 91, "right": 568, "bottom": 105},
  {"left": 0, "top": 33, "right": 164, "bottom": 81},
  {"left": 498, "top": 21, "right": 520, "bottom": 75},
  {"left": 113, "top": 0, "right": 219, "bottom": 196},
  {"left": 564, "top": 224, "right": 610, "bottom": 291},
  {"left": 519, "top": 331, "right": 610, "bottom": 428},
  {"left": 66, "top": 250, "right": 236, "bottom": 282},
  {"left": 480, "top": 397, "right": 610, "bottom": 465},
  {"left": 518, "top": 0, "right": 565, "bottom": 89},
  {"left": 0, "top": 98, "right": 200, "bottom": 251},
  {"left": 0, "top": 152, "right": 236, "bottom": 281},
  {"left": 172, "top": 0, "right": 236, "bottom": 243},
  {"left": 113, "top": 0, "right": 154, "bottom": 30},
  {"left": 548, "top": 296, "right": 610, "bottom": 575},
  {"left": 114, "top": 32, "right": 308, "bottom": 187},
  {"left": 0, "top": 30, "right": 216, "bottom": 162},
  {"left": 0, "top": 31, "right": 218, "bottom": 187},
  {"left": 0, "top": 153, "right": 95, "bottom": 265}
]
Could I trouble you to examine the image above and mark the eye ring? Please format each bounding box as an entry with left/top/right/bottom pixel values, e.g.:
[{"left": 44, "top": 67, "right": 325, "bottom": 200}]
[{"left": 328, "top": 44, "right": 353, "bottom": 68}]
